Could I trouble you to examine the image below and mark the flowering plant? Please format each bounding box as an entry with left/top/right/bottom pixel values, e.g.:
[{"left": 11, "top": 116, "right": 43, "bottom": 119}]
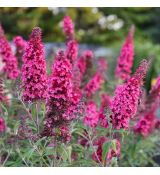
[{"left": 0, "top": 16, "right": 159, "bottom": 167}]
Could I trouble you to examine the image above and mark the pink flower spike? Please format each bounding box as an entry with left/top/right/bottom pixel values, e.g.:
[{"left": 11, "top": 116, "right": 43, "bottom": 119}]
[
  {"left": 84, "top": 71, "right": 104, "bottom": 97},
  {"left": 0, "top": 25, "right": 19, "bottom": 79},
  {"left": 13, "top": 36, "right": 27, "bottom": 68},
  {"left": 134, "top": 74, "right": 160, "bottom": 137},
  {"left": 0, "top": 77, "right": 8, "bottom": 104},
  {"left": 134, "top": 113, "right": 156, "bottom": 137},
  {"left": 47, "top": 50, "right": 73, "bottom": 110},
  {"left": 77, "top": 50, "right": 94, "bottom": 80},
  {"left": 13, "top": 36, "right": 26, "bottom": 52},
  {"left": 111, "top": 59, "right": 149, "bottom": 129},
  {"left": 0, "top": 117, "right": 6, "bottom": 133},
  {"left": 21, "top": 27, "right": 48, "bottom": 102},
  {"left": 63, "top": 16, "right": 74, "bottom": 40},
  {"left": 66, "top": 39, "right": 78, "bottom": 64},
  {"left": 99, "top": 93, "right": 111, "bottom": 128},
  {"left": 98, "top": 58, "right": 108, "bottom": 72},
  {"left": 42, "top": 50, "right": 79, "bottom": 141},
  {"left": 84, "top": 101, "right": 99, "bottom": 128},
  {"left": 115, "top": 25, "right": 135, "bottom": 81}
]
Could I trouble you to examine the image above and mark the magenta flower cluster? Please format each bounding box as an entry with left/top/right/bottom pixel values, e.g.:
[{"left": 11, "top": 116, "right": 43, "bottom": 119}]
[
  {"left": 0, "top": 77, "right": 8, "bottom": 103},
  {"left": 0, "top": 25, "right": 19, "bottom": 79},
  {"left": 21, "top": 27, "right": 48, "bottom": 102},
  {"left": 77, "top": 50, "right": 94, "bottom": 80},
  {"left": 42, "top": 50, "right": 75, "bottom": 139},
  {"left": 0, "top": 117, "right": 6, "bottom": 133},
  {"left": 83, "top": 101, "right": 99, "bottom": 127},
  {"left": 111, "top": 60, "right": 149, "bottom": 129},
  {"left": 66, "top": 39, "right": 78, "bottom": 64},
  {"left": 97, "top": 58, "right": 108, "bottom": 73},
  {"left": 13, "top": 36, "right": 26, "bottom": 68},
  {"left": 41, "top": 16, "right": 82, "bottom": 141},
  {"left": 58, "top": 125, "right": 72, "bottom": 142},
  {"left": 115, "top": 26, "right": 134, "bottom": 80},
  {"left": 99, "top": 93, "right": 111, "bottom": 128},
  {"left": 84, "top": 71, "right": 104, "bottom": 97},
  {"left": 63, "top": 15, "right": 74, "bottom": 40},
  {"left": 13, "top": 36, "right": 26, "bottom": 53},
  {"left": 47, "top": 50, "right": 73, "bottom": 111},
  {"left": 134, "top": 75, "right": 160, "bottom": 136},
  {"left": 134, "top": 113, "right": 156, "bottom": 137}
]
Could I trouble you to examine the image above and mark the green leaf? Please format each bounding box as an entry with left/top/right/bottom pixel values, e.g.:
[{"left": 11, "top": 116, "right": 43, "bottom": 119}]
[
  {"left": 111, "top": 139, "right": 117, "bottom": 152},
  {"left": 102, "top": 142, "right": 111, "bottom": 164},
  {"left": 24, "top": 148, "right": 37, "bottom": 159},
  {"left": 0, "top": 103, "right": 8, "bottom": 116},
  {"left": 13, "top": 120, "right": 20, "bottom": 134},
  {"left": 58, "top": 145, "right": 68, "bottom": 162},
  {"left": 44, "top": 147, "right": 54, "bottom": 156},
  {"left": 35, "top": 137, "right": 46, "bottom": 146},
  {"left": 67, "top": 146, "right": 72, "bottom": 164}
]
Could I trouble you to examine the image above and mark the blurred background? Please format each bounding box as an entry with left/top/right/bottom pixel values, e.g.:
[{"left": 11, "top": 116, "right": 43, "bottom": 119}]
[{"left": 0, "top": 7, "right": 160, "bottom": 90}]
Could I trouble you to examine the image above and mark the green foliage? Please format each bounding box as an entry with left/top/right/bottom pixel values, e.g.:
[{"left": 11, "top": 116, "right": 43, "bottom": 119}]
[
  {"left": 119, "top": 132, "right": 160, "bottom": 167},
  {"left": 0, "top": 78, "right": 160, "bottom": 167}
]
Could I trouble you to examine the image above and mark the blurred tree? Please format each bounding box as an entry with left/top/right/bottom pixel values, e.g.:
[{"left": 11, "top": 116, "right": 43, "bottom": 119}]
[
  {"left": 0, "top": 7, "right": 64, "bottom": 41},
  {"left": 0, "top": 7, "right": 102, "bottom": 43},
  {"left": 0, "top": 7, "right": 160, "bottom": 45},
  {"left": 99, "top": 7, "right": 160, "bottom": 44}
]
